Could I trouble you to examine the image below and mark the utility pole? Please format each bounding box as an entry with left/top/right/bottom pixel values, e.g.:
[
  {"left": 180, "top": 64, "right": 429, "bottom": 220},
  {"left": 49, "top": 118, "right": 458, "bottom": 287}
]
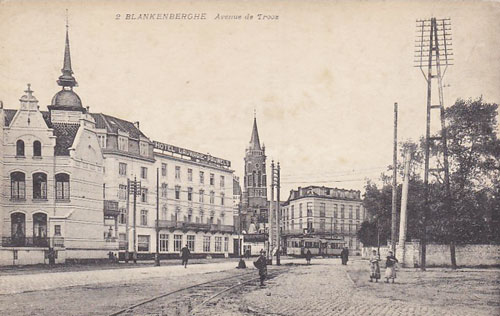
[
  {"left": 155, "top": 168, "right": 160, "bottom": 266},
  {"left": 415, "top": 17, "right": 453, "bottom": 270},
  {"left": 276, "top": 162, "right": 281, "bottom": 266},
  {"left": 391, "top": 102, "right": 398, "bottom": 253},
  {"left": 398, "top": 150, "right": 411, "bottom": 266},
  {"left": 125, "top": 178, "right": 130, "bottom": 263},
  {"left": 132, "top": 176, "right": 139, "bottom": 264},
  {"left": 269, "top": 161, "right": 275, "bottom": 265}
]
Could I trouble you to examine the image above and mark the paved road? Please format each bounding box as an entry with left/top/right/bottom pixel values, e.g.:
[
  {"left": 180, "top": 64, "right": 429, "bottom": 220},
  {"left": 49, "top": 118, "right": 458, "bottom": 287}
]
[{"left": 238, "top": 259, "right": 489, "bottom": 316}]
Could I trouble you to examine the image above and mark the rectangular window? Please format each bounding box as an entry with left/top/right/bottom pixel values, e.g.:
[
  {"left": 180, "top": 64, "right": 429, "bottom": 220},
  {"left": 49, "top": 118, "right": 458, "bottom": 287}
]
[
  {"left": 320, "top": 219, "right": 325, "bottom": 231},
  {"left": 55, "top": 175, "right": 70, "bottom": 200},
  {"left": 299, "top": 203, "right": 303, "bottom": 217},
  {"left": 161, "top": 205, "right": 168, "bottom": 219},
  {"left": 141, "top": 188, "right": 148, "bottom": 203},
  {"left": 138, "top": 235, "right": 150, "bottom": 252},
  {"left": 175, "top": 166, "right": 181, "bottom": 180},
  {"left": 161, "top": 183, "right": 168, "bottom": 198},
  {"left": 224, "top": 236, "right": 229, "bottom": 252},
  {"left": 119, "top": 208, "right": 127, "bottom": 224},
  {"left": 98, "top": 134, "right": 106, "bottom": 148},
  {"left": 349, "top": 205, "right": 353, "bottom": 219},
  {"left": 356, "top": 206, "right": 360, "bottom": 220},
  {"left": 215, "top": 236, "right": 222, "bottom": 252},
  {"left": 140, "top": 141, "right": 148, "bottom": 156},
  {"left": 188, "top": 168, "right": 193, "bottom": 181},
  {"left": 141, "top": 167, "right": 147, "bottom": 179},
  {"left": 119, "top": 163, "right": 128, "bottom": 176},
  {"left": 199, "top": 171, "right": 204, "bottom": 184},
  {"left": 174, "top": 234, "right": 182, "bottom": 252},
  {"left": 199, "top": 190, "right": 204, "bottom": 203},
  {"left": 210, "top": 173, "right": 215, "bottom": 186},
  {"left": 210, "top": 191, "right": 215, "bottom": 204},
  {"left": 54, "top": 225, "right": 61, "bottom": 236},
  {"left": 175, "top": 186, "right": 180, "bottom": 200},
  {"left": 140, "top": 209, "right": 148, "bottom": 226},
  {"left": 299, "top": 219, "right": 303, "bottom": 230},
  {"left": 341, "top": 205, "right": 345, "bottom": 219},
  {"left": 203, "top": 236, "right": 211, "bottom": 252},
  {"left": 291, "top": 205, "right": 294, "bottom": 219},
  {"left": 220, "top": 193, "right": 224, "bottom": 205},
  {"left": 159, "top": 234, "right": 169, "bottom": 252},
  {"left": 118, "top": 184, "right": 127, "bottom": 200},
  {"left": 320, "top": 203, "right": 326, "bottom": 217},
  {"left": 333, "top": 204, "right": 338, "bottom": 218},
  {"left": 220, "top": 176, "right": 225, "bottom": 188},
  {"left": 187, "top": 235, "right": 195, "bottom": 252},
  {"left": 187, "top": 187, "right": 193, "bottom": 201},
  {"left": 307, "top": 202, "right": 313, "bottom": 217},
  {"left": 118, "top": 136, "right": 128, "bottom": 151},
  {"left": 161, "top": 163, "right": 167, "bottom": 177}
]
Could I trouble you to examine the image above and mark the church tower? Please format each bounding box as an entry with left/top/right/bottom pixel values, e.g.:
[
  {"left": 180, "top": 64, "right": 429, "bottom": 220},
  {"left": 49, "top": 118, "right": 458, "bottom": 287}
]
[{"left": 241, "top": 115, "right": 268, "bottom": 232}]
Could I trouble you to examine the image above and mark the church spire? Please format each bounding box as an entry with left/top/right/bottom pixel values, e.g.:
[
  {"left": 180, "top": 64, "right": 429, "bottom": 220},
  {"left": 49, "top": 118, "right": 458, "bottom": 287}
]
[
  {"left": 57, "top": 10, "right": 77, "bottom": 88},
  {"left": 249, "top": 115, "right": 261, "bottom": 151}
]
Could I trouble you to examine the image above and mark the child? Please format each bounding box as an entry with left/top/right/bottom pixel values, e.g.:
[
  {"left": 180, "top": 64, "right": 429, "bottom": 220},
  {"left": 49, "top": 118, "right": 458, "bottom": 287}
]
[
  {"left": 384, "top": 250, "right": 399, "bottom": 283},
  {"left": 369, "top": 249, "right": 381, "bottom": 282}
]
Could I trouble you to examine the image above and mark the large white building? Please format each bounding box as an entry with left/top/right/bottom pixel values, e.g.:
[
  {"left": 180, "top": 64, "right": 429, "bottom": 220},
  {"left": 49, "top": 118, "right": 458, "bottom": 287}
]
[
  {"left": 0, "top": 23, "right": 235, "bottom": 266},
  {"left": 281, "top": 186, "right": 365, "bottom": 254}
]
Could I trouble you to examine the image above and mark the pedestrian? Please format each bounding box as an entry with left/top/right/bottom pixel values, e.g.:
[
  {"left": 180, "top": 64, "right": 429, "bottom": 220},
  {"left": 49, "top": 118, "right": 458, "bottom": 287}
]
[
  {"left": 180, "top": 244, "right": 190, "bottom": 268},
  {"left": 340, "top": 247, "right": 349, "bottom": 265},
  {"left": 305, "top": 248, "right": 312, "bottom": 265},
  {"left": 384, "top": 250, "right": 399, "bottom": 283},
  {"left": 369, "top": 249, "right": 381, "bottom": 282},
  {"left": 245, "top": 249, "right": 251, "bottom": 259},
  {"left": 237, "top": 255, "right": 247, "bottom": 269},
  {"left": 253, "top": 249, "right": 267, "bottom": 286}
]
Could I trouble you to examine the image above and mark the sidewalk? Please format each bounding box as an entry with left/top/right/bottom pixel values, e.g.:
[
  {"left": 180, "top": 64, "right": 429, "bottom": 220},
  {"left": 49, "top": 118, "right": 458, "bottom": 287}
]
[{"left": 0, "top": 260, "right": 239, "bottom": 295}]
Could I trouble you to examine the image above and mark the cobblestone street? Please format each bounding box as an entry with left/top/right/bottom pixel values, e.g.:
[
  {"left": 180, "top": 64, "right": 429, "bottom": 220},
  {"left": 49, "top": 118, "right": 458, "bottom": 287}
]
[
  {"left": 0, "top": 257, "right": 498, "bottom": 315},
  {"left": 202, "top": 258, "right": 499, "bottom": 316}
]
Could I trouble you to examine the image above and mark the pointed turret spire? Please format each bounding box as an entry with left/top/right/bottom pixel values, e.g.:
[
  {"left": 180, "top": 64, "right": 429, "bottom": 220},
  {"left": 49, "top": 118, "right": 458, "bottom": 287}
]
[
  {"left": 249, "top": 114, "right": 261, "bottom": 151},
  {"left": 57, "top": 10, "right": 77, "bottom": 88}
]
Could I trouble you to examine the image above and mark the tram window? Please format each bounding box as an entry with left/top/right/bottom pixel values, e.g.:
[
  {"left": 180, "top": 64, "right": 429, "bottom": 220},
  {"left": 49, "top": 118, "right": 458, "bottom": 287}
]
[
  {"left": 305, "top": 242, "right": 312, "bottom": 248},
  {"left": 313, "top": 242, "right": 319, "bottom": 248}
]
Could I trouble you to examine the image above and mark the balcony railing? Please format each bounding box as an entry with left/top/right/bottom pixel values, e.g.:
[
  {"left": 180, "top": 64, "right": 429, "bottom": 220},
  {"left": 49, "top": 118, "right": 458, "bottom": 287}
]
[{"left": 2, "top": 236, "right": 64, "bottom": 248}]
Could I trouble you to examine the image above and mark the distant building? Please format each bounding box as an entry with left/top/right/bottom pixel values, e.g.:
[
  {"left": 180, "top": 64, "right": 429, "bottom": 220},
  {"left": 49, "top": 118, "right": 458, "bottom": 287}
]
[{"left": 281, "top": 186, "right": 365, "bottom": 253}]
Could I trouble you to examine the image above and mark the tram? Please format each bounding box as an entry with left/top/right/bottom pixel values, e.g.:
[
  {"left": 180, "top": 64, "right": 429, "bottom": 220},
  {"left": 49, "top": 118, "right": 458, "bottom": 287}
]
[{"left": 286, "top": 236, "right": 345, "bottom": 257}]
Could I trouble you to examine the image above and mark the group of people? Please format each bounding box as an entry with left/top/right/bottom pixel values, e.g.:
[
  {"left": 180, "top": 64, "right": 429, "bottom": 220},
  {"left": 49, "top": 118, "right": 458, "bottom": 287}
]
[{"left": 369, "top": 249, "right": 399, "bottom": 283}]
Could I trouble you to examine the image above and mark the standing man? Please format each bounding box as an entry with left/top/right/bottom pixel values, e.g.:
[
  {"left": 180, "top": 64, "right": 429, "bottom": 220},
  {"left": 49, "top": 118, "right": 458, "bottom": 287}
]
[
  {"left": 181, "top": 244, "right": 190, "bottom": 268},
  {"left": 254, "top": 249, "right": 267, "bottom": 287}
]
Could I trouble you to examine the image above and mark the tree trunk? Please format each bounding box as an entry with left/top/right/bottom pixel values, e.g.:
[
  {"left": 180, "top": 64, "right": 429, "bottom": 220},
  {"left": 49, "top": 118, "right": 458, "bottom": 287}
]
[{"left": 450, "top": 240, "right": 457, "bottom": 269}]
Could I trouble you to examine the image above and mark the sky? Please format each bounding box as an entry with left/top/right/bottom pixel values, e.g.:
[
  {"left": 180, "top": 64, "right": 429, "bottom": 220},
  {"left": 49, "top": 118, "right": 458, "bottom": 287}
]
[{"left": 1, "top": 0, "right": 499, "bottom": 198}]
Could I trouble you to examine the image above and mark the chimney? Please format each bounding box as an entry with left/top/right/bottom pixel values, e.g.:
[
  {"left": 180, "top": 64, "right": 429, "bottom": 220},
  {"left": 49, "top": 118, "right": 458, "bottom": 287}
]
[{"left": 134, "top": 121, "right": 140, "bottom": 129}]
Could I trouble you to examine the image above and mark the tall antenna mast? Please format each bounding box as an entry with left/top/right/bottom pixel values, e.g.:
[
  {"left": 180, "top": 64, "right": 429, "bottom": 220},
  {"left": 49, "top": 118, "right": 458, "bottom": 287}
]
[{"left": 414, "top": 17, "right": 453, "bottom": 270}]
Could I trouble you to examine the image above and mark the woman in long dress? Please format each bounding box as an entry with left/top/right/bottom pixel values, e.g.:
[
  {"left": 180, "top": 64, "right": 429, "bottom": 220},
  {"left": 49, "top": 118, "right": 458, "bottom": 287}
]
[
  {"left": 369, "top": 249, "right": 381, "bottom": 282},
  {"left": 384, "top": 250, "right": 399, "bottom": 283}
]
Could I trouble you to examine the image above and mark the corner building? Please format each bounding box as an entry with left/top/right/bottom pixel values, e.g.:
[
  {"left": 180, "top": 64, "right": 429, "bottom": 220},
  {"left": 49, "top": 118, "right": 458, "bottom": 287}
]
[
  {"left": 0, "top": 23, "right": 235, "bottom": 265},
  {"left": 281, "top": 186, "right": 366, "bottom": 254}
]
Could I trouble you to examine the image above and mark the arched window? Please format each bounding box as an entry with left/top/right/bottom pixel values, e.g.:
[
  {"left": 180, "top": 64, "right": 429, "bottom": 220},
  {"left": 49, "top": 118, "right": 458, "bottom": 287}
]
[
  {"left": 16, "top": 140, "right": 25, "bottom": 157},
  {"left": 33, "top": 141, "right": 42, "bottom": 157},
  {"left": 252, "top": 171, "right": 256, "bottom": 187},
  {"left": 257, "top": 171, "right": 262, "bottom": 187},
  {"left": 33, "top": 173, "right": 47, "bottom": 199},
  {"left": 33, "top": 213, "right": 48, "bottom": 247},
  {"left": 11, "top": 213, "right": 26, "bottom": 246},
  {"left": 10, "top": 172, "right": 25, "bottom": 200},
  {"left": 55, "top": 173, "right": 70, "bottom": 200}
]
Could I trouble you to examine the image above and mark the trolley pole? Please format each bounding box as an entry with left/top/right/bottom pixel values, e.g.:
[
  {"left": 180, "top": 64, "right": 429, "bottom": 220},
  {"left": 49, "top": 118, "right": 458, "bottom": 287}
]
[
  {"left": 269, "top": 161, "right": 275, "bottom": 264},
  {"left": 132, "top": 176, "right": 138, "bottom": 264}
]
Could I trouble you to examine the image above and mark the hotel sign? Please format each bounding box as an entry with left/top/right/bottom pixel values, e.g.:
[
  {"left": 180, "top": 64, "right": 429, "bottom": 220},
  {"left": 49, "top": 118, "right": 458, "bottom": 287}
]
[{"left": 153, "top": 140, "right": 231, "bottom": 168}]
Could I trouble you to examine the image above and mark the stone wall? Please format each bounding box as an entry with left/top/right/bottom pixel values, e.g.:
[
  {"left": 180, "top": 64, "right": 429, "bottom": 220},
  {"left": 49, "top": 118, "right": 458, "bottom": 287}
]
[{"left": 363, "top": 243, "right": 499, "bottom": 267}]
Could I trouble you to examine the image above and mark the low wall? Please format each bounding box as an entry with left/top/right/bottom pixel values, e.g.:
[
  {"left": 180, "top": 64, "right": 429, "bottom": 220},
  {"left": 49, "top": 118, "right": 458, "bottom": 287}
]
[
  {"left": 0, "top": 248, "right": 64, "bottom": 266},
  {"left": 362, "top": 243, "right": 500, "bottom": 267}
]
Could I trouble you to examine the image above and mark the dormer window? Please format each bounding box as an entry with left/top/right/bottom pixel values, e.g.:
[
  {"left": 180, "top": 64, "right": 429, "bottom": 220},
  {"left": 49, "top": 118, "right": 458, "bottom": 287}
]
[
  {"left": 118, "top": 136, "right": 128, "bottom": 151},
  {"left": 97, "top": 135, "right": 106, "bottom": 148},
  {"left": 139, "top": 141, "right": 148, "bottom": 156}
]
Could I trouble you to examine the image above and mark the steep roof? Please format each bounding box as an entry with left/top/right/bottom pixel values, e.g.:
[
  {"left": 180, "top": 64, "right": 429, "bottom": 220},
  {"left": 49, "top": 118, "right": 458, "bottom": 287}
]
[
  {"left": 3, "top": 109, "right": 17, "bottom": 126},
  {"left": 91, "top": 113, "right": 147, "bottom": 139},
  {"left": 52, "top": 123, "right": 80, "bottom": 156},
  {"left": 249, "top": 117, "right": 261, "bottom": 150}
]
